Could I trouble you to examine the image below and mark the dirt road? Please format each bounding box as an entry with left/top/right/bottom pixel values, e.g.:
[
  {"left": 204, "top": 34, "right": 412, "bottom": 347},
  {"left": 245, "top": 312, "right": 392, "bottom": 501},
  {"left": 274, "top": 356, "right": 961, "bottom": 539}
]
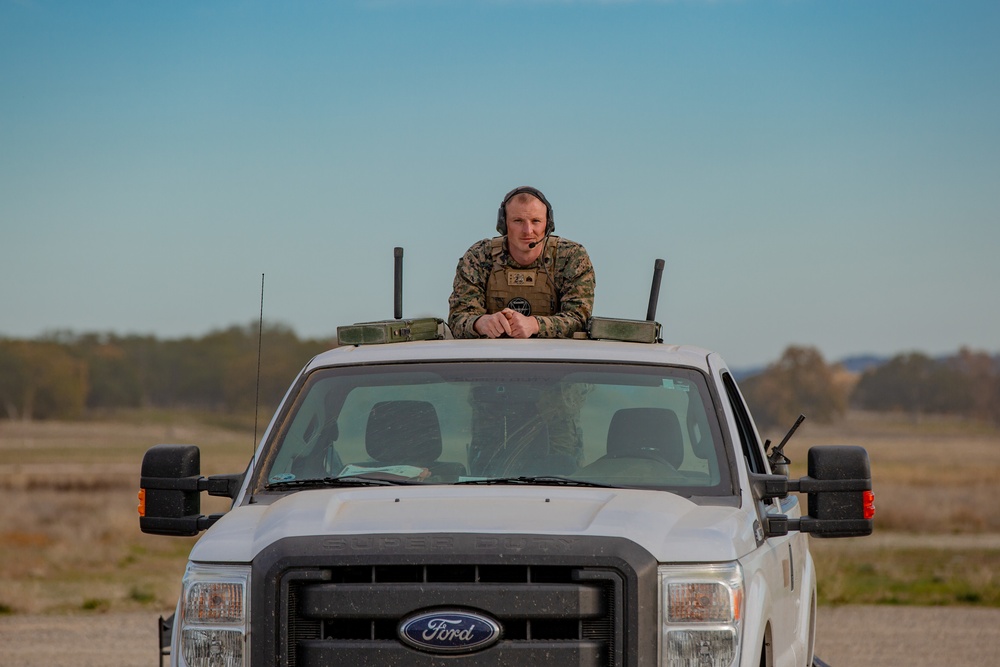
[
  {"left": 814, "top": 605, "right": 1000, "bottom": 665},
  {"left": 1, "top": 605, "right": 998, "bottom": 666}
]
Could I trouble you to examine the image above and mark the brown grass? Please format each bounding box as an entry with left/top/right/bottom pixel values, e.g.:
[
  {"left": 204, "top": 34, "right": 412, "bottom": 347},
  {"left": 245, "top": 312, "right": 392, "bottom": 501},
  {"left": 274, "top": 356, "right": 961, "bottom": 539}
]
[
  {"left": 0, "top": 414, "right": 253, "bottom": 615},
  {"left": 763, "top": 411, "right": 1000, "bottom": 606},
  {"left": 1, "top": 409, "right": 998, "bottom": 614},
  {"left": 772, "top": 411, "right": 1000, "bottom": 534}
]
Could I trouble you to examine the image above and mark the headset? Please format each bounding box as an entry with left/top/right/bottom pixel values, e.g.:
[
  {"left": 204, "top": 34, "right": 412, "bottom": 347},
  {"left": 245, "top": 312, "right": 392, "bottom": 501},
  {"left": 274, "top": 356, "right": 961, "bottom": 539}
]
[{"left": 495, "top": 186, "right": 555, "bottom": 236}]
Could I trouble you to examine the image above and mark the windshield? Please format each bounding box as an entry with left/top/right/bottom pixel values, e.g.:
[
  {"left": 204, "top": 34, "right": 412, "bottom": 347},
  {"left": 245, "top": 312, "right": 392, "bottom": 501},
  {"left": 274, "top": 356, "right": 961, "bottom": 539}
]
[{"left": 255, "top": 362, "right": 730, "bottom": 494}]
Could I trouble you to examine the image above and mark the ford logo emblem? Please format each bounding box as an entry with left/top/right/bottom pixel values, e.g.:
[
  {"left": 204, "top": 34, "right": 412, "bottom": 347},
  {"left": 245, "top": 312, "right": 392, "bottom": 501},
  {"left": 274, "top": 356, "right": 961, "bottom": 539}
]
[{"left": 398, "top": 610, "right": 501, "bottom": 654}]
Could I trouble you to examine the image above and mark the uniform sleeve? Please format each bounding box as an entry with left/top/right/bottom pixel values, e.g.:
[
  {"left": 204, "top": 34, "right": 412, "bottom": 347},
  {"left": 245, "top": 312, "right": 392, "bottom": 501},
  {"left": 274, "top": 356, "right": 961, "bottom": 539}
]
[
  {"left": 534, "top": 240, "right": 595, "bottom": 338},
  {"left": 448, "top": 240, "right": 492, "bottom": 338}
]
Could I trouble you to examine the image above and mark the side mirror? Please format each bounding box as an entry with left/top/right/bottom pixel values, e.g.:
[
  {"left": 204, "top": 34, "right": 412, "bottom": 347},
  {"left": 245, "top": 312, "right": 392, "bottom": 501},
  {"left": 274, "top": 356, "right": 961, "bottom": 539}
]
[
  {"left": 139, "top": 444, "right": 242, "bottom": 536},
  {"left": 752, "top": 445, "right": 874, "bottom": 538},
  {"left": 803, "top": 445, "right": 875, "bottom": 538}
]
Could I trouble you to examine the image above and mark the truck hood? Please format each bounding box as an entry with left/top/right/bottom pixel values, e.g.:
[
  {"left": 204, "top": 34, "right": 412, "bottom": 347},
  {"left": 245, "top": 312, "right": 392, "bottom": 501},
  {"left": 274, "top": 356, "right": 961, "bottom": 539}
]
[{"left": 190, "top": 486, "right": 757, "bottom": 564}]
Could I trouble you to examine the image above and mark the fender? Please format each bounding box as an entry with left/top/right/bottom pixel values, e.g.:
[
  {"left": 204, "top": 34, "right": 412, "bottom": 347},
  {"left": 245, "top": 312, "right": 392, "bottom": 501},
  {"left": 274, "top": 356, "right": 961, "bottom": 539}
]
[
  {"left": 740, "top": 565, "right": 773, "bottom": 667},
  {"left": 796, "top": 549, "right": 818, "bottom": 665}
]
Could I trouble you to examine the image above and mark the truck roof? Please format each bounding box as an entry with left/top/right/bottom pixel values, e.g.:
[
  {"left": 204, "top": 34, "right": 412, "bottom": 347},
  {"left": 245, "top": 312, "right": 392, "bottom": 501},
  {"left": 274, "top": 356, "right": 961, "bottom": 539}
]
[{"left": 307, "top": 338, "right": 719, "bottom": 373}]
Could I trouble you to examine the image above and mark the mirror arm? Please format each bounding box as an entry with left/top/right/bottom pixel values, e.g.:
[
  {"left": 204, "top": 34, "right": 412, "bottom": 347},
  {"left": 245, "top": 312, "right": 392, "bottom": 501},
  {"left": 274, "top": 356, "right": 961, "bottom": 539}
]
[
  {"left": 202, "top": 473, "right": 244, "bottom": 499},
  {"left": 141, "top": 473, "right": 242, "bottom": 499},
  {"left": 750, "top": 472, "right": 871, "bottom": 502}
]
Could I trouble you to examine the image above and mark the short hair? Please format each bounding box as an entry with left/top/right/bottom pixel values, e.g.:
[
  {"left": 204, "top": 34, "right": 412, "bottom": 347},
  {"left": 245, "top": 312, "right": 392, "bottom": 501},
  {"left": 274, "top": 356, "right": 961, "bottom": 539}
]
[{"left": 507, "top": 191, "right": 544, "bottom": 209}]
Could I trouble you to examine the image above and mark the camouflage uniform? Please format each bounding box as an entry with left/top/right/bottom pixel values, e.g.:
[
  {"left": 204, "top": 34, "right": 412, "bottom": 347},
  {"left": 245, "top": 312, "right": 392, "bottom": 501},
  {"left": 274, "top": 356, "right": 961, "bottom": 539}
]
[
  {"left": 448, "top": 235, "right": 596, "bottom": 339},
  {"left": 466, "top": 381, "right": 592, "bottom": 477}
]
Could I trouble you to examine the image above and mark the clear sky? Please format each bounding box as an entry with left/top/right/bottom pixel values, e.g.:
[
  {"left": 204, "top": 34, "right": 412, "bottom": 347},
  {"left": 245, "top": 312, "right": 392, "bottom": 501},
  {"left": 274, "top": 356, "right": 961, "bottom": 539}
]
[{"left": 2, "top": 0, "right": 998, "bottom": 367}]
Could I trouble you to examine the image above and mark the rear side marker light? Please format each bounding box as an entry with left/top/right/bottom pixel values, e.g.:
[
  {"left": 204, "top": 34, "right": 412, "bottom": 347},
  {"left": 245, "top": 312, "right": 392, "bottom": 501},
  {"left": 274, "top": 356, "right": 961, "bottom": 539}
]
[{"left": 863, "top": 490, "right": 875, "bottom": 520}]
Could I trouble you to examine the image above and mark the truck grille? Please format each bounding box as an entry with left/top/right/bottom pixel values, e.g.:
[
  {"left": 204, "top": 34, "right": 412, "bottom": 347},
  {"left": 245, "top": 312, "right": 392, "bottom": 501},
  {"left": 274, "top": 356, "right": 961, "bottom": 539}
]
[
  {"left": 253, "top": 534, "right": 654, "bottom": 667},
  {"left": 282, "top": 564, "right": 619, "bottom": 667}
]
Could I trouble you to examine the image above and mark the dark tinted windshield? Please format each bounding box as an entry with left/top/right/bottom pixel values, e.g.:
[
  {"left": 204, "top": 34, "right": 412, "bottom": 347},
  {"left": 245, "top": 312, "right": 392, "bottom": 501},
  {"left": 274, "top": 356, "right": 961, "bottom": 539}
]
[{"left": 255, "top": 362, "right": 730, "bottom": 494}]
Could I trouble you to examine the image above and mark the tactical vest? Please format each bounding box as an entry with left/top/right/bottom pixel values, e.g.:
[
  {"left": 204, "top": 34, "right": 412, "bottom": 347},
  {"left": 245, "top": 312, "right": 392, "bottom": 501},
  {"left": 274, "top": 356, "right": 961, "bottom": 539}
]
[{"left": 485, "top": 237, "right": 559, "bottom": 316}]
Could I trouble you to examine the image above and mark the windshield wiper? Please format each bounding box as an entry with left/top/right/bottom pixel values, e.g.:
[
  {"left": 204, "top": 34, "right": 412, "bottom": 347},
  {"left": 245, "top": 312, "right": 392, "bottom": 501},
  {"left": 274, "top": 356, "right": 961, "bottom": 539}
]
[
  {"left": 266, "top": 474, "right": 422, "bottom": 490},
  {"left": 454, "top": 476, "right": 614, "bottom": 488}
]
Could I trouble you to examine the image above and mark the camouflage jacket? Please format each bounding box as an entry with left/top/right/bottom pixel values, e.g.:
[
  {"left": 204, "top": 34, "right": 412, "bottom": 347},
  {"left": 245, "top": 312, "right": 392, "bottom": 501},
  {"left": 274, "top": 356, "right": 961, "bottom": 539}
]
[{"left": 448, "top": 236, "right": 595, "bottom": 338}]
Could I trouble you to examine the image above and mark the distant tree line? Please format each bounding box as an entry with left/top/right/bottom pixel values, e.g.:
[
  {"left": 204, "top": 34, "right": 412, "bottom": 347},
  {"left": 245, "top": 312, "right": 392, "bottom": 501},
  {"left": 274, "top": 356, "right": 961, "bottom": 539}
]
[
  {"left": 0, "top": 323, "right": 332, "bottom": 421},
  {"left": 741, "top": 345, "right": 1000, "bottom": 431},
  {"left": 1, "top": 327, "right": 997, "bottom": 428}
]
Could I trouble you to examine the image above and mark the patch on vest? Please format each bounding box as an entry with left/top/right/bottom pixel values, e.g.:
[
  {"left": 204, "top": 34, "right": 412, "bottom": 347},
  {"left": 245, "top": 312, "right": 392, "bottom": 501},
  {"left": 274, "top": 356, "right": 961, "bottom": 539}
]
[
  {"left": 507, "top": 297, "right": 531, "bottom": 315},
  {"left": 507, "top": 270, "right": 537, "bottom": 286}
]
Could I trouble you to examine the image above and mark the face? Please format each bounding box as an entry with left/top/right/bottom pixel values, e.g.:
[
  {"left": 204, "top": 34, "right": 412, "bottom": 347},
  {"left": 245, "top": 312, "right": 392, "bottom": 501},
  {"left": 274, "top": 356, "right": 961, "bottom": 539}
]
[{"left": 504, "top": 195, "right": 548, "bottom": 261}]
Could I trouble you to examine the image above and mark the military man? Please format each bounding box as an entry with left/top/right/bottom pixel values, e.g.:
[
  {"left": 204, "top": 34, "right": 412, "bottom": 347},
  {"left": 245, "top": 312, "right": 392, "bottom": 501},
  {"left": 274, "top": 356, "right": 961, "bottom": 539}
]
[
  {"left": 448, "top": 186, "right": 595, "bottom": 339},
  {"left": 450, "top": 186, "right": 595, "bottom": 475}
]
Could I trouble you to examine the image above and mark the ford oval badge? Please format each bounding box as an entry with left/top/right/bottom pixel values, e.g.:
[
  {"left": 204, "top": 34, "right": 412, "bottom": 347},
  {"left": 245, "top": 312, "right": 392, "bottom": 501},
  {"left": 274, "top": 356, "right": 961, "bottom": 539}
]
[{"left": 398, "top": 610, "right": 501, "bottom": 654}]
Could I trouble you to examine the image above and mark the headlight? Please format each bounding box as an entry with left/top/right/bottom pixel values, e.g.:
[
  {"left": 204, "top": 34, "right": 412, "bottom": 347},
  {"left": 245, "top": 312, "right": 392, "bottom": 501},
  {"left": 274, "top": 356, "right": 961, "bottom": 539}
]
[
  {"left": 178, "top": 563, "right": 251, "bottom": 667},
  {"left": 659, "top": 563, "right": 743, "bottom": 667}
]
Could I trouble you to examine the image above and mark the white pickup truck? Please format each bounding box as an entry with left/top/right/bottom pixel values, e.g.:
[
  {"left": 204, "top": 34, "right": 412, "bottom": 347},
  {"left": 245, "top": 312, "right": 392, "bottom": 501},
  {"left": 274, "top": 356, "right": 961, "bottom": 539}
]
[{"left": 140, "top": 310, "right": 873, "bottom": 667}]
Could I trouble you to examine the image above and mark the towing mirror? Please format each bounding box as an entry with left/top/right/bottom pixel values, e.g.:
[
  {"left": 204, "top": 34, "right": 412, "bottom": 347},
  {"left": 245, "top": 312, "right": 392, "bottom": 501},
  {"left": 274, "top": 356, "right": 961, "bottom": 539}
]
[
  {"left": 139, "top": 444, "right": 242, "bottom": 536},
  {"left": 751, "top": 445, "right": 874, "bottom": 538},
  {"left": 803, "top": 445, "right": 875, "bottom": 537}
]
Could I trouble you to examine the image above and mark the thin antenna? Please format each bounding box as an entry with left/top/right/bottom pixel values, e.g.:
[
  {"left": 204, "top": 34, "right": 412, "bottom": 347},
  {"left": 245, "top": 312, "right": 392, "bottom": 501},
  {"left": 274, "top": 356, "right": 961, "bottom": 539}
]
[{"left": 253, "top": 273, "right": 265, "bottom": 452}]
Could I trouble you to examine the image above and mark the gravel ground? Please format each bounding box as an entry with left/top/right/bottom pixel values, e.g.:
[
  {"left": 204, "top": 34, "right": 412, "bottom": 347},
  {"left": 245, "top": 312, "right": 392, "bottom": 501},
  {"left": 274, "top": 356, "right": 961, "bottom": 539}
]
[
  {"left": 1, "top": 606, "right": 999, "bottom": 666},
  {"left": 0, "top": 612, "right": 162, "bottom": 667},
  {"left": 814, "top": 605, "right": 1000, "bottom": 666}
]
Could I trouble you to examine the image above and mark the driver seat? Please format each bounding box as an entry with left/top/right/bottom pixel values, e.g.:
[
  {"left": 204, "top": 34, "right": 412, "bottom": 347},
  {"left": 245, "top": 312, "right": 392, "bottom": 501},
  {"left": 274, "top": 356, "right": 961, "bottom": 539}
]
[{"left": 365, "top": 400, "right": 466, "bottom": 478}]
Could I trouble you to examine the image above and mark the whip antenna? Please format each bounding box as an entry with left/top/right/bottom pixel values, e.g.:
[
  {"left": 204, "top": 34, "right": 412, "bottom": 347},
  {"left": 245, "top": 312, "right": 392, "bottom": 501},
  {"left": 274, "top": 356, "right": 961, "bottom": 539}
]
[{"left": 254, "top": 273, "right": 265, "bottom": 452}]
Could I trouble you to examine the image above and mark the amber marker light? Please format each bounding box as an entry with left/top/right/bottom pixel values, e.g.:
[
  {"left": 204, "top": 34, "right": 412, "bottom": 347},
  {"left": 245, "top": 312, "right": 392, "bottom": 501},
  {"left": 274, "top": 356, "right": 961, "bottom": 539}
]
[
  {"left": 667, "top": 582, "right": 735, "bottom": 623},
  {"left": 138, "top": 488, "right": 146, "bottom": 517}
]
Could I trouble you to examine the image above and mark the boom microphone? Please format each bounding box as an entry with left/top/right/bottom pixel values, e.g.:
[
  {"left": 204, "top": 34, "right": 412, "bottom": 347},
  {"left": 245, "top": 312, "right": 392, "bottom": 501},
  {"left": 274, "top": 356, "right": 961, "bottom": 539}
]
[{"left": 527, "top": 235, "right": 549, "bottom": 249}]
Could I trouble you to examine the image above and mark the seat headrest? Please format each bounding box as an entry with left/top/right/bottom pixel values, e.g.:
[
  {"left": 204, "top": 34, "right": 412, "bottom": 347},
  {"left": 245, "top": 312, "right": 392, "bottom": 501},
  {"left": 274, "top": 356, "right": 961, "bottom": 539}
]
[
  {"left": 606, "top": 407, "right": 684, "bottom": 467},
  {"left": 365, "top": 400, "right": 443, "bottom": 467}
]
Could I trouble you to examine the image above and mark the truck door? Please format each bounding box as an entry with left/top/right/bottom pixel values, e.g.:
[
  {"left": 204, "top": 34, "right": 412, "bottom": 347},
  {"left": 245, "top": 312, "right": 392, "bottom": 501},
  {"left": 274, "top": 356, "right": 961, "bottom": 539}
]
[{"left": 721, "top": 371, "right": 808, "bottom": 666}]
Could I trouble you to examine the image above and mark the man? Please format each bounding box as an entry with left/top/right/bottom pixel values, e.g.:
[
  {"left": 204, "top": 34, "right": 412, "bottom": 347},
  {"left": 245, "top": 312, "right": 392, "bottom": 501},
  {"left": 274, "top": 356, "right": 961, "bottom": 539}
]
[
  {"left": 450, "top": 186, "right": 595, "bottom": 475},
  {"left": 448, "top": 186, "right": 595, "bottom": 338}
]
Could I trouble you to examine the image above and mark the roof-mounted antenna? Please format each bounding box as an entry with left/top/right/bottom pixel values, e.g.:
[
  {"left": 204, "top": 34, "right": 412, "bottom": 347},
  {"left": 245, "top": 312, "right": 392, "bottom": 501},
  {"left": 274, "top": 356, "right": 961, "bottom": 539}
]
[
  {"left": 646, "top": 258, "right": 665, "bottom": 322},
  {"left": 393, "top": 247, "right": 403, "bottom": 320}
]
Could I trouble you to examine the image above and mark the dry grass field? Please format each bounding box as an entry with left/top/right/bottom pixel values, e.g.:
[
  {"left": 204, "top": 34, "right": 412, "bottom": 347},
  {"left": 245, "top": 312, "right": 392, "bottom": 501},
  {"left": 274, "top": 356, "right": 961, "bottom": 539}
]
[
  {"left": 0, "top": 414, "right": 253, "bottom": 616},
  {"left": 783, "top": 412, "right": 1000, "bottom": 607},
  {"left": 0, "top": 410, "right": 998, "bottom": 618}
]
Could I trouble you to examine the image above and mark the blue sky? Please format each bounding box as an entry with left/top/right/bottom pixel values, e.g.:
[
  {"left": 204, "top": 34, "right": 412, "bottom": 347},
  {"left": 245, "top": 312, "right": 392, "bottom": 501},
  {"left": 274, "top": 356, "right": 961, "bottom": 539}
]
[{"left": 2, "top": 0, "right": 998, "bottom": 367}]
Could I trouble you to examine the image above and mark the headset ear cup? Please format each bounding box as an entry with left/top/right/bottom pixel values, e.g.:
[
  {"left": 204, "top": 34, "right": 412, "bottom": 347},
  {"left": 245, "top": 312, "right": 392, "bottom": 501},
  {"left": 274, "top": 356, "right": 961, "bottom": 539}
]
[{"left": 496, "top": 203, "right": 506, "bottom": 235}]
